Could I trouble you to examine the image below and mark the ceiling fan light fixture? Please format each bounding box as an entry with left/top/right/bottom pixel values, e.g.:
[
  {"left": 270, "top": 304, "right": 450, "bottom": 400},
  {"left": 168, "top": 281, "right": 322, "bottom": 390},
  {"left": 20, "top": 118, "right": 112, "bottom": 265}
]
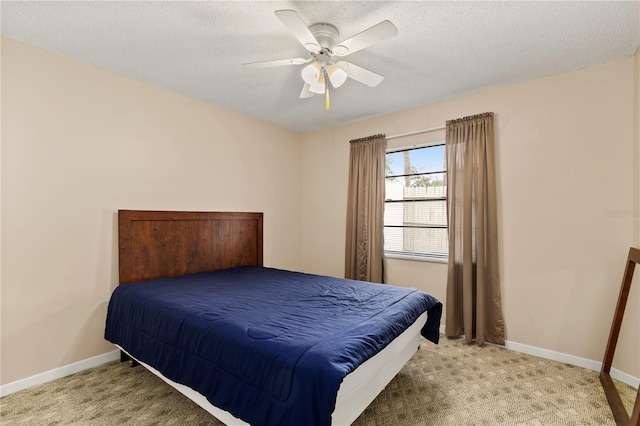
[
  {"left": 327, "top": 64, "right": 347, "bottom": 88},
  {"left": 301, "top": 62, "right": 321, "bottom": 85},
  {"left": 309, "top": 73, "right": 326, "bottom": 94}
]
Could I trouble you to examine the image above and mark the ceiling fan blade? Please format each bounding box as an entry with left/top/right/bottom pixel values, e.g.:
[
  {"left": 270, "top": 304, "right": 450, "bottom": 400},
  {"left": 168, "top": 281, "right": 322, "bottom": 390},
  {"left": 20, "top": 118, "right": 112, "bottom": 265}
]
[
  {"left": 243, "top": 57, "right": 310, "bottom": 68},
  {"left": 342, "top": 62, "right": 384, "bottom": 87},
  {"left": 333, "top": 21, "right": 398, "bottom": 57},
  {"left": 275, "top": 10, "right": 321, "bottom": 53},
  {"left": 300, "top": 83, "right": 314, "bottom": 98}
]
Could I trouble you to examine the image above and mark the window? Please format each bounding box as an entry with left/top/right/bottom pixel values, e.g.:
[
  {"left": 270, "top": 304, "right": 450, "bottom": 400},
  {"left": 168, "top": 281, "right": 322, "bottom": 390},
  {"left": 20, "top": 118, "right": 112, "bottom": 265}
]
[{"left": 384, "top": 144, "right": 448, "bottom": 260}]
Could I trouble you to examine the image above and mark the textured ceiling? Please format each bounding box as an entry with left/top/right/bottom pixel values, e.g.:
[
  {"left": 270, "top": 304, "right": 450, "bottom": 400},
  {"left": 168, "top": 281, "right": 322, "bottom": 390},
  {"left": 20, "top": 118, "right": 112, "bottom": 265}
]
[{"left": 2, "top": 1, "right": 639, "bottom": 134}]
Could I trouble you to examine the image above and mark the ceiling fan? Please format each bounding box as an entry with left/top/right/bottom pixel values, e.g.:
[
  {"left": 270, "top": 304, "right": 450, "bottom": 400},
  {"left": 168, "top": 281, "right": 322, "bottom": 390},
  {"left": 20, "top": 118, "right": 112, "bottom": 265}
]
[{"left": 243, "top": 10, "right": 398, "bottom": 109}]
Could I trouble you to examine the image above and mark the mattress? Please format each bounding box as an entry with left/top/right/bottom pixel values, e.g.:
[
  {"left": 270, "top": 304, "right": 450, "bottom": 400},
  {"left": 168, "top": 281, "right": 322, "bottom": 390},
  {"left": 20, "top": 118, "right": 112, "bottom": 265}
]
[{"left": 105, "top": 266, "right": 442, "bottom": 426}]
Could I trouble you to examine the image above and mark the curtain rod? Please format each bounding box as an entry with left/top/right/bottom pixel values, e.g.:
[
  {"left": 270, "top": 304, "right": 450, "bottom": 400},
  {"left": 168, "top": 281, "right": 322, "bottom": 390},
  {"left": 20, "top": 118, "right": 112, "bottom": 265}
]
[{"left": 386, "top": 125, "right": 446, "bottom": 140}]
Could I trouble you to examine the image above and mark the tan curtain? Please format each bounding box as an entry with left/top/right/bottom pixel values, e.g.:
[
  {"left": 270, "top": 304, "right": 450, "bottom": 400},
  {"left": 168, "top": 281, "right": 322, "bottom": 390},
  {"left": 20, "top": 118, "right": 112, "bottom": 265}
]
[
  {"left": 445, "top": 113, "right": 505, "bottom": 345},
  {"left": 345, "top": 134, "right": 386, "bottom": 283}
]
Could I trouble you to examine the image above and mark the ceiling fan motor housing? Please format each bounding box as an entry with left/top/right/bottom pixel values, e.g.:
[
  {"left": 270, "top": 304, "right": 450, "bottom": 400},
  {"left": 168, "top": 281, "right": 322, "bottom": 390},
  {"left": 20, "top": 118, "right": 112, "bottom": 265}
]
[
  {"left": 309, "top": 23, "right": 340, "bottom": 50},
  {"left": 315, "top": 50, "right": 331, "bottom": 67}
]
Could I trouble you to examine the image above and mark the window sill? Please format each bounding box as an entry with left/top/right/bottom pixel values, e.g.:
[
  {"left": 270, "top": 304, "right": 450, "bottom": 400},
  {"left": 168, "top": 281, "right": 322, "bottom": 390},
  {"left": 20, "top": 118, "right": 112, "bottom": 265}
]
[{"left": 384, "top": 252, "right": 448, "bottom": 264}]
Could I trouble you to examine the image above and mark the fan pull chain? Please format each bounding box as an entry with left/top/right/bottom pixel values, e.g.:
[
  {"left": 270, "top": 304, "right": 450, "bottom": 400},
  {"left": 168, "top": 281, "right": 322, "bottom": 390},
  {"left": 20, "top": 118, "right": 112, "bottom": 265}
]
[{"left": 325, "top": 70, "right": 330, "bottom": 110}]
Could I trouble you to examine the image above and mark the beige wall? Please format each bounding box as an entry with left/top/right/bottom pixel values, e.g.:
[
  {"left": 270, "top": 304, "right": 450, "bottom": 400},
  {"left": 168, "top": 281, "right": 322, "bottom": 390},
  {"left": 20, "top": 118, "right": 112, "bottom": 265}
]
[
  {"left": 622, "top": 47, "right": 640, "bottom": 380},
  {"left": 635, "top": 48, "right": 640, "bottom": 247},
  {"left": 636, "top": 49, "right": 640, "bottom": 247},
  {"left": 2, "top": 35, "right": 638, "bottom": 387},
  {"left": 301, "top": 57, "right": 639, "bottom": 378},
  {"left": 0, "top": 38, "right": 303, "bottom": 385}
]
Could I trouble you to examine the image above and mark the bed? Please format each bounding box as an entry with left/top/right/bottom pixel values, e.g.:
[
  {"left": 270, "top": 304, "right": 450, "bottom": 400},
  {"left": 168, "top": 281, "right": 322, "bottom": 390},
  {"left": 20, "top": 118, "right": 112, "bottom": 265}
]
[{"left": 105, "top": 210, "right": 442, "bottom": 426}]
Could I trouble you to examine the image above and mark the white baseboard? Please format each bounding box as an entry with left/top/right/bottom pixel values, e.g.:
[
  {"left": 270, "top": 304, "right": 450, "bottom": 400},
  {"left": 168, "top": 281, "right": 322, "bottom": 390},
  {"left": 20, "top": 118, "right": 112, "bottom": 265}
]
[
  {"left": 504, "top": 340, "right": 639, "bottom": 389},
  {"left": 504, "top": 340, "right": 602, "bottom": 371},
  {"left": 610, "top": 367, "right": 640, "bottom": 389},
  {"left": 0, "top": 349, "right": 120, "bottom": 397},
  {"left": 439, "top": 325, "right": 639, "bottom": 389}
]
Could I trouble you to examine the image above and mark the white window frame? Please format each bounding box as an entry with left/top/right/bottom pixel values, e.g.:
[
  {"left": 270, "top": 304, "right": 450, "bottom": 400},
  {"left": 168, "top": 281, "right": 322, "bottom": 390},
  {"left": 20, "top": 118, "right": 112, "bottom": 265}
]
[{"left": 384, "top": 141, "right": 448, "bottom": 263}]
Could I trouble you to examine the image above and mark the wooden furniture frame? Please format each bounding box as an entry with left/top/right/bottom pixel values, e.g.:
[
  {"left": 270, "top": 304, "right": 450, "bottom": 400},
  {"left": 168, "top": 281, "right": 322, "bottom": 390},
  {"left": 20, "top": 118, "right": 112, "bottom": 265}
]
[
  {"left": 119, "top": 210, "right": 263, "bottom": 284},
  {"left": 600, "top": 247, "right": 640, "bottom": 426}
]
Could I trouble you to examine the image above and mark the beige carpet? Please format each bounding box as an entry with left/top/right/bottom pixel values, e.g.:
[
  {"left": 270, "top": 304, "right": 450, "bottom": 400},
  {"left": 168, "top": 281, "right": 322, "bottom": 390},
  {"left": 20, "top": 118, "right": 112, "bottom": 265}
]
[{"left": 1, "top": 336, "right": 636, "bottom": 425}]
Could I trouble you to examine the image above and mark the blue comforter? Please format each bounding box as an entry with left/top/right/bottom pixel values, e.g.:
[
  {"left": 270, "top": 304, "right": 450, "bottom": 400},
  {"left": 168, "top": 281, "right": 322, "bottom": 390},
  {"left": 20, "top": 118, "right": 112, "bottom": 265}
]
[{"left": 105, "top": 266, "right": 442, "bottom": 426}]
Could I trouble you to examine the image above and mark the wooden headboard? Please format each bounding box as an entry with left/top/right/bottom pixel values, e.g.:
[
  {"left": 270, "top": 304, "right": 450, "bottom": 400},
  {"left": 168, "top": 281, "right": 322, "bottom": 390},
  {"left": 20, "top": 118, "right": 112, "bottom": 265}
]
[{"left": 118, "top": 210, "right": 263, "bottom": 284}]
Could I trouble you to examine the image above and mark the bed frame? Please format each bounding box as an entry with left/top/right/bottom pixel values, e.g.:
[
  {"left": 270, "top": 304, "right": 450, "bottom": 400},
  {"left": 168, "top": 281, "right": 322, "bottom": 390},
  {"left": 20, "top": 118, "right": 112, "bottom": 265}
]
[
  {"left": 116, "top": 209, "right": 427, "bottom": 425},
  {"left": 119, "top": 210, "right": 263, "bottom": 284}
]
